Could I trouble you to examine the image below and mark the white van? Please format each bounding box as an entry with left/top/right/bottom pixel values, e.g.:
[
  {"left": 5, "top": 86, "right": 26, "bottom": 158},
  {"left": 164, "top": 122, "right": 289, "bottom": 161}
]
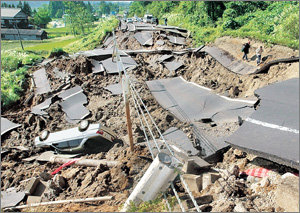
[{"left": 143, "top": 14, "right": 153, "bottom": 23}]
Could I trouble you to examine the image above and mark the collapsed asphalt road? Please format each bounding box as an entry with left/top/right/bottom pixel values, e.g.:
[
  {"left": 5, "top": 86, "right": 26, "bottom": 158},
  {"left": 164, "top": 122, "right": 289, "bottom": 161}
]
[{"left": 1, "top": 21, "right": 299, "bottom": 212}]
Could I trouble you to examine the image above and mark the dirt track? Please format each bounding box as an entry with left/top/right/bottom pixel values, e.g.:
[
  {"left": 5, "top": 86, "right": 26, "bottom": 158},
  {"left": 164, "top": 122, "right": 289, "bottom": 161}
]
[{"left": 1, "top": 25, "right": 299, "bottom": 212}]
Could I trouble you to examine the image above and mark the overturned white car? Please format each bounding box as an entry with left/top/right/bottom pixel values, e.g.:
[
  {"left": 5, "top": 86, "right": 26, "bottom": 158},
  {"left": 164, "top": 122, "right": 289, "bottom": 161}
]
[{"left": 34, "top": 121, "right": 119, "bottom": 154}]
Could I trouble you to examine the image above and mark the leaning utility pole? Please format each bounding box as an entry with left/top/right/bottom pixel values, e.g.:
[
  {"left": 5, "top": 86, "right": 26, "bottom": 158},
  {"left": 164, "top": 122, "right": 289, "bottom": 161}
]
[
  {"left": 112, "top": 31, "right": 134, "bottom": 152},
  {"left": 13, "top": 22, "right": 24, "bottom": 51}
]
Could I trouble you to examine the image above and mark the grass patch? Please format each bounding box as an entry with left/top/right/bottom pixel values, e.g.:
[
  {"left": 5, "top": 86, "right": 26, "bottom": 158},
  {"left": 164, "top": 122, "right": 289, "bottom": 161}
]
[
  {"left": 25, "top": 36, "right": 78, "bottom": 56},
  {"left": 1, "top": 50, "right": 43, "bottom": 107},
  {"left": 125, "top": 195, "right": 177, "bottom": 212},
  {"left": 65, "top": 17, "right": 119, "bottom": 53}
]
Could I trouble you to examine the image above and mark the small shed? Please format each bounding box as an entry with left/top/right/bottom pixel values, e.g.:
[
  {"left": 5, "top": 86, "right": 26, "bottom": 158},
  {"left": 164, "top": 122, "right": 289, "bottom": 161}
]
[
  {"left": 1, "top": 8, "right": 28, "bottom": 28},
  {"left": 1, "top": 29, "right": 48, "bottom": 40}
]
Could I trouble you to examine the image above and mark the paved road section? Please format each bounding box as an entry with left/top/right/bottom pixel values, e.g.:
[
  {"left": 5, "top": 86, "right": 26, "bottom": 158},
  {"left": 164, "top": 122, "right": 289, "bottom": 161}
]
[
  {"left": 1, "top": 117, "right": 21, "bottom": 136},
  {"left": 164, "top": 61, "right": 184, "bottom": 72},
  {"left": 104, "top": 83, "right": 123, "bottom": 95},
  {"left": 226, "top": 78, "right": 299, "bottom": 169},
  {"left": 101, "top": 56, "right": 137, "bottom": 74},
  {"left": 203, "top": 46, "right": 257, "bottom": 75},
  {"left": 58, "top": 86, "right": 90, "bottom": 123},
  {"left": 134, "top": 31, "right": 153, "bottom": 46},
  {"left": 33, "top": 67, "right": 51, "bottom": 94},
  {"left": 163, "top": 127, "right": 199, "bottom": 156},
  {"left": 146, "top": 76, "right": 255, "bottom": 124}
]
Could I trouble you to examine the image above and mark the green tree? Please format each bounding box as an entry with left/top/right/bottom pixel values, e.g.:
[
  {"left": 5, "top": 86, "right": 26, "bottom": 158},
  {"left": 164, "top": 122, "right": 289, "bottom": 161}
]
[
  {"left": 17, "top": 1, "right": 22, "bottom": 8},
  {"left": 22, "top": 1, "right": 32, "bottom": 16},
  {"left": 63, "top": 1, "right": 94, "bottom": 35},
  {"left": 49, "top": 1, "right": 64, "bottom": 18},
  {"left": 33, "top": 7, "right": 51, "bottom": 28}
]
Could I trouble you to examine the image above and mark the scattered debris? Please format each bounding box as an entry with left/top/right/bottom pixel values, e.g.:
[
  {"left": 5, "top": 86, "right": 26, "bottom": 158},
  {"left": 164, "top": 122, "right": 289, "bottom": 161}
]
[{"left": 1, "top": 117, "right": 21, "bottom": 135}]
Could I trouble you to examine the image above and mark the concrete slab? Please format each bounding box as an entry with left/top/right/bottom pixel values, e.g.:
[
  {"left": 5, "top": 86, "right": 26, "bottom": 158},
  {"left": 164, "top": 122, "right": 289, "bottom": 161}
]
[
  {"left": 58, "top": 85, "right": 82, "bottom": 100},
  {"left": 1, "top": 117, "right": 21, "bottom": 136},
  {"left": 90, "top": 59, "right": 104, "bottom": 74},
  {"left": 164, "top": 61, "right": 184, "bottom": 72},
  {"left": 1, "top": 189, "right": 25, "bottom": 208},
  {"left": 203, "top": 46, "right": 257, "bottom": 75},
  {"left": 146, "top": 77, "right": 255, "bottom": 124},
  {"left": 156, "top": 40, "right": 164, "bottom": 46},
  {"left": 157, "top": 55, "right": 173, "bottom": 62},
  {"left": 31, "top": 97, "right": 52, "bottom": 116},
  {"left": 226, "top": 78, "right": 299, "bottom": 169},
  {"left": 163, "top": 127, "right": 198, "bottom": 156},
  {"left": 101, "top": 56, "right": 137, "bottom": 74},
  {"left": 104, "top": 83, "right": 122, "bottom": 95},
  {"left": 75, "top": 48, "right": 127, "bottom": 61},
  {"left": 134, "top": 31, "right": 153, "bottom": 46},
  {"left": 33, "top": 67, "right": 51, "bottom": 94},
  {"left": 53, "top": 67, "right": 68, "bottom": 79},
  {"left": 59, "top": 92, "right": 90, "bottom": 121},
  {"left": 167, "top": 36, "right": 186, "bottom": 45}
]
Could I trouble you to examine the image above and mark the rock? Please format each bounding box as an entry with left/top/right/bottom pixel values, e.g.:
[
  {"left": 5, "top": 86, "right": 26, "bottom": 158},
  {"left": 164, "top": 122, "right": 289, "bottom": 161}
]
[
  {"left": 234, "top": 201, "right": 247, "bottom": 212},
  {"left": 230, "top": 165, "right": 240, "bottom": 177},
  {"left": 25, "top": 114, "right": 35, "bottom": 125},
  {"left": 275, "top": 176, "right": 299, "bottom": 212},
  {"left": 39, "top": 172, "right": 52, "bottom": 181},
  {"left": 233, "top": 149, "right": 246, "bottom": 158},
  {"left": 259, "top": 177, "right": 269, "bottom": 187},
  {"left": 165, "top": 114, "right": 174, "bottom": 123},
  {"left": 53, "top": 175, "right": 66, "bottom": 189},
  {"left": 211, "top": 199, "right": 234, "bottom": 212},
  {"left": 24, "top": 178, "right": 40, "bottom": 195},
  {"left": 202, "top": 172, "right": 221, "bottom": 190},
  {"left": 63, "top": 168, "right": 80, "bottom": 180},
  {"left": 182, "top": 174, "right": 202, "bottom": 194},
  {"left": 250, "top": 182, "right": 260, "bottom": 194}
]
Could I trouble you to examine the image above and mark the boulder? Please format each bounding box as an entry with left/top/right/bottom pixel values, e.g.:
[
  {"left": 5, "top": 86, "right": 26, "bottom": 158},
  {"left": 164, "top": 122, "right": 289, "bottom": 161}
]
[{"left": 275, "top": 176, "right": 299, "bottom": 212}]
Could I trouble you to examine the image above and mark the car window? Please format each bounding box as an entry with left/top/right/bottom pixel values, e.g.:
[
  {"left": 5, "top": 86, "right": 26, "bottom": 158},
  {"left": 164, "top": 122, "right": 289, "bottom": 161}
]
[
  {"left": 53, "top": 139, "right": 82, "bottom": 149},
  {"left": 68, "top": 139, "right": 82, "bottom": 148}
]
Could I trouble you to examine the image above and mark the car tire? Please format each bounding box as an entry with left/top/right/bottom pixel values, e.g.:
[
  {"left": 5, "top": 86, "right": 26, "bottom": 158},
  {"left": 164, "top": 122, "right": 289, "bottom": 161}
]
[
  {"left": 39, "top": 130, "right": 49, "bottom": 141},
  {"left": 78, "top": 120, "right": 89, "bottom": 132}
]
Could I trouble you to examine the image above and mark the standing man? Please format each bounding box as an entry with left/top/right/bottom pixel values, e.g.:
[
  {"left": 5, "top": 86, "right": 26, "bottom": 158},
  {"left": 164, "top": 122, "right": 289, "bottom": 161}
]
[
  {"left": 256, "top": 46, "right": 263, "bottom": 65},
  {"left": 242, "top": 41, "right": 250, "bottom": 61},
  {"left": 164, "top": 18, "right": 168, "bottom": 26}
]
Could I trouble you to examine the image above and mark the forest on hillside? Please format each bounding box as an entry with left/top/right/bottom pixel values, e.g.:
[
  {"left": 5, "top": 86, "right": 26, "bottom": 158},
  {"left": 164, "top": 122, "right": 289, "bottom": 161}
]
[{"left": 128, "top": 1, "right": 299, "bottom": 49}]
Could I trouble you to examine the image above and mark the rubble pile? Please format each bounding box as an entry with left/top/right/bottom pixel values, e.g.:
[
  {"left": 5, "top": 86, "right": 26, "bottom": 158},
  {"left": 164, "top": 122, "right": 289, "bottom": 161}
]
[{"left": 1, "top": 22, "right": 298, "bottom": 212}]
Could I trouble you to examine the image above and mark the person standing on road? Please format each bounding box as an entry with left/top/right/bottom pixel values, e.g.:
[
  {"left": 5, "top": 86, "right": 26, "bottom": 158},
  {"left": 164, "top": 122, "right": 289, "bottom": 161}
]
[
  {"left": 242, "top": 41, "right": 250, "bottom": 61},
  {"left": 118, "top": 19, "right": 122, "bottom": 30},
  {"left": 256, "top": 46, "right": 263, "bottom": 65},
  {"left": 164, "top": 18, "right": 168, "bottom": 26}
]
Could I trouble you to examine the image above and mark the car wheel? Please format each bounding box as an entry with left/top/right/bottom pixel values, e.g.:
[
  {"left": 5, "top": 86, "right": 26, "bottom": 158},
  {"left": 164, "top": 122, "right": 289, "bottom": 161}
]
[
  {"left": 39, "top": 130, "right": 49, "bottom": 141},
  {"left": 78, "top": 120, "right": 89, "bottom": 132}
]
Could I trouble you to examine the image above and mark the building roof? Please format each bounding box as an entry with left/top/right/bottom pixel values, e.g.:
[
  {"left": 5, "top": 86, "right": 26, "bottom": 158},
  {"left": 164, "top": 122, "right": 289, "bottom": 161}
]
[
  {"left": 1, "top": 29, "right": 47, "bottom": 36},
  {"left": 1, "top": 8, "right": 26, "bottom": 18}
]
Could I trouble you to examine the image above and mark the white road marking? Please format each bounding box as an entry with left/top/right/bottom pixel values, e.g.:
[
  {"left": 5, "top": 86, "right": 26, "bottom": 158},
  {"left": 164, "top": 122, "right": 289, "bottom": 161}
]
[{"left": 245, "top": 117, "right": 299, "bottom": 134}]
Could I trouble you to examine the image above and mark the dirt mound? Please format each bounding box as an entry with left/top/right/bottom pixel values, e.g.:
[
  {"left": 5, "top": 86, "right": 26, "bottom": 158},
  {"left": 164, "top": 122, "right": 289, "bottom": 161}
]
[{"left": 1, "top": 26, "right": 299, "bottom": 212}]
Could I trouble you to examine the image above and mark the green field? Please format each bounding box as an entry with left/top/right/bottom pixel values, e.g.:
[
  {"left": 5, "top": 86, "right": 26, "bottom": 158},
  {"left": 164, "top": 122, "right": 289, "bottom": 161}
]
[
  {"left": 2, "top": 36, "right": 79, "bottom": 56},
  {"left": 1, "top": 17, "right": 119, "bottom": 108}
]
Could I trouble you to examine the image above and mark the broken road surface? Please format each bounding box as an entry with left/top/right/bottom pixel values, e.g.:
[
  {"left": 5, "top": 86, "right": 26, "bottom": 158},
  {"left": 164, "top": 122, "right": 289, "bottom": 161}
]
[{"left": 226, "top": 78, "right": 299, "bottom": 169}]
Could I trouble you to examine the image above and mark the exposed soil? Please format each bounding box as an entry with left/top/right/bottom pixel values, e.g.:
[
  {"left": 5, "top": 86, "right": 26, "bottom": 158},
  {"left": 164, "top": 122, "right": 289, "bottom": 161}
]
[{"left": 1, "top": 27, "right": 298, "bottom": 212}]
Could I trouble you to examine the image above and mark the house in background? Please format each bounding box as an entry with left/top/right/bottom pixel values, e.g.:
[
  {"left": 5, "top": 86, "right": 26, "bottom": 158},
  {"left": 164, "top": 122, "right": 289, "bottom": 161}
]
[
  {"left": 1, "top": 29, "right": 48, "bottom": 40},
  {"left": 1, "top": 8, "right": 29, "bottom": 29}
]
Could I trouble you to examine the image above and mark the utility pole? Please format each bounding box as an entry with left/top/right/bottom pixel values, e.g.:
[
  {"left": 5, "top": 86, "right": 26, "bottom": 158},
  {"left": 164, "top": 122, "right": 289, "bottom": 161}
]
[
  {"left": 13, "top": 22, "right": 24, "bottom": 51},
  {"left": 112, "top": 31, "right": 134, "bottom": 152}
]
